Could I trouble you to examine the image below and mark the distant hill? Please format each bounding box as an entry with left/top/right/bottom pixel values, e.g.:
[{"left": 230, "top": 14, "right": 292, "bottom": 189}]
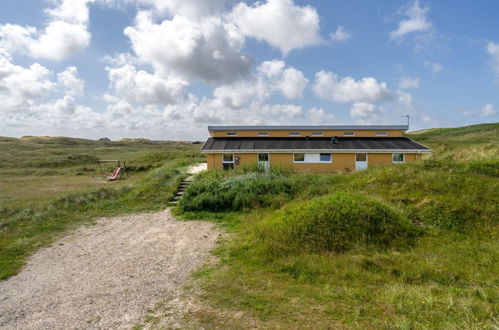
[
  {"left": 407, "top": 122, "right": 498, "bottom": 161},
  {"left": 408, "top": 123, "right": 498, "bottom": 140}
]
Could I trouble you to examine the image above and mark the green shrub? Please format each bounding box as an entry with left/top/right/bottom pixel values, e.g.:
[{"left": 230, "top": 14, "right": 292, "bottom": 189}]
[
  {"left": 179, "top": 172, "right": 298, "bottom": 212},
  {"left": 252, "top": 192, "right": 420, "bottom": 257}
]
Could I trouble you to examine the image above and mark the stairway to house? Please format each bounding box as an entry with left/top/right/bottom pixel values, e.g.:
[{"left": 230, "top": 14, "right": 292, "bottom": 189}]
[{"left": 170, "top": 176, "right": 193, "bottom": 204}]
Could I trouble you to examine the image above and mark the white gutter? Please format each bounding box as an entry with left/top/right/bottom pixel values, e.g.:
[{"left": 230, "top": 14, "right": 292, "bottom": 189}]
[{"left": 201, "top": 148, "right": 432, "bottom": 154}]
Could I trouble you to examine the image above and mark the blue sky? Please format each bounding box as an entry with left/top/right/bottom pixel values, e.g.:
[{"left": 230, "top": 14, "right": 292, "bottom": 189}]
[{"left": 0, "top": 0, "right": 498, "bottom": 140}]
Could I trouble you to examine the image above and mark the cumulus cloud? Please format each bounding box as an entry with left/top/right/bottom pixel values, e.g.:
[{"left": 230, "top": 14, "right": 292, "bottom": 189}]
[
  {"left": 350, "top": 102, "right": 385, "bottom": 124},
  {"left": 486, "top": 42, "right": 499, "bottom": 76},
  {"left": 207, "top": 59, "right": 307, "bottom": 111},
  {"left": 398, "top": 76, "right": 419, "bottom": 89},
  {"left": 307, "top": 107, "right": 335, "bottom": 124},
  {"left": 481, "top": 104, "right": 497, "bottom": 117},
  {"left": 330, "top": 26, "right": 352, "bottom": 43},
  {"left": 313, "top": 71, "right": 392, "bottom": 103},
  {"left": 390, "top": 0, "right": 432, "bottom": 40},
  {"left": 278, "top": 67, "right": 308, "bottom": 99},
  {"left": 230, "top": 0, "right": 323, "bottom": 55},
  {"left": 0, "top": 0, "right": 91, "bottom": 60},
  {"left": 0, "top": 54, "right": 55, "bottom": 106},
  {"left": 0, "top": 24, "right": 36, "bottom": 55},
  {"left": 124, "top": 12, "right": 251, "bottom": 83},
  {"left": 258, "top": 60, "right": 308, "bottom": 99},
  {"left": 58, "top": 66, "right": 85, "bottom": 96},
  {"left": 106, "top": 62, "right": 188, "bottom": 105}
]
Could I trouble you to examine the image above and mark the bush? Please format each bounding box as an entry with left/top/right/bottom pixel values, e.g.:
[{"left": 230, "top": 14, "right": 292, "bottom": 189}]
[
  {"left": 252, "top": 192, "right": 420, "bottom": 257},
  {"left": 179, "top": 172, "right": 298, "bottom": 212}
]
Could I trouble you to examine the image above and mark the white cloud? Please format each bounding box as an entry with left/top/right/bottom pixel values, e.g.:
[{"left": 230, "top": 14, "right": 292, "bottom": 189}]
[
  {"left": 307, "top": 107, "right": 335, "bottom": 124},
  {"left": 124, "top": 12, "right": 251, "bottom": 83},
  {"left": 46, "top": 0, "right": 92, "bottom": 25},
  {"left": 133, "top": 0, "right": 228, "bottom": 18},
  {"left": 278, "top": 67, "right": 308, "bottom": 99},
  {"left": 0, "top": 23, "right": 36, "bottom": 55},
  {"left": 330, "top": 26, "right": 352, "bottom": 43},
  {"left": 398, "top": 76, "right": 419, "bottom": 89},
  {"left": 258, "top": 59, "right": 286, "bottom": 78},
  {"left": 481, "top": 103, "right": 497, "bottom": 117},
  {"left": 350, "top": 102, "right": 385, "bottom": 124},
  {"left": 230, "top": 0, "right": 323, "bottom": 55},
  {"left": 209, "top": 59, "right": 307, "bottom": 110},
  {"left": 29, "top": 21, "right": 90, "bottom": 61},
  {"left": 486, "top": 41, "right": 499, "bottom": 76},
  {"left": 58, "top": 66, "right": 85, "bottom": 96},
  {"left": 0, "top": 0, "right": 91, "bottom": 61},
  {"left": 390, "top": 0, "right": 432, "bottom": 40},
  {"left": 0, "top": 54, "right": 55, "bottom": 106},
  {"left": 313, "top": 71, "right": 392, "bottom": 103},
  {"left": 106, "top": 62, "right": 188, "bottom": 104},
  {"left": 424, "top": 61, "right": 443, "bottom": 73}
]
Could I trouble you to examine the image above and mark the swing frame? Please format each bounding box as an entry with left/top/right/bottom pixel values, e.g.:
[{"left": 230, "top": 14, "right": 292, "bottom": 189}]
[{"left": 92, "top": 160, "right": 128, "bottom": 179}]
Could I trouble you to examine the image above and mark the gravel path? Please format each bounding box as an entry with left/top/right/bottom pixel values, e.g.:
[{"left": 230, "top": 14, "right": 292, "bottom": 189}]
[{"left": 0, "top": 209, "right": 219, "bottom": 330}]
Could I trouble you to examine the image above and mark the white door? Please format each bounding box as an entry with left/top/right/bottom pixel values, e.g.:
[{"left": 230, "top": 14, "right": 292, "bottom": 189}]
[
  {"left": 355, "top": 153, "right": 368, "bottom": 170},
  {"left": 258, "top": 153, "right": 270, "bottom": 171}
]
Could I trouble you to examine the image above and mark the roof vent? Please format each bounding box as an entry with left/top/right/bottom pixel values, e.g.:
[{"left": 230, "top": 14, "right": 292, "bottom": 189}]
[{"left": 331, "top": 136, "right": 338, "bottom": 144}]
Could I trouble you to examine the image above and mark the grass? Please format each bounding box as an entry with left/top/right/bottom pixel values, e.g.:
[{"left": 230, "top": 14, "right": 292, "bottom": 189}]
[
  {"left": 0, "top": 136, "right": 204, "bottom": 280},
  {"left": 0, "top": 136, "right": 199, "bottom": 208},
  {"left": 176, "top": 123, "right": 499, "bottom": 329},
  {"left": 251, "top": 193, "right": 420, "bottom": 257}
]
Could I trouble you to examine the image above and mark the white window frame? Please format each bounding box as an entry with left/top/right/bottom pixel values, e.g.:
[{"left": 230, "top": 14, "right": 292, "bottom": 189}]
[
  {"left": 257, "top": 132, "right": 269, "bottom": 136},
  {"left": 289, "top": 132, "right": 300, "bottom": 136},
  {"left": 392, "top": 153, "right": 405, "bottom": 163},
  {"left": 312, "top": 131, "right": 323, "bottom": 136},
  {"left": 376, "top": 132, "right": 387, "bottom": 136},
  {"left": 222, "top": 153, "right": 234, "bottom": 163},
  {"left": 226, "top": 132, "right": 237, "bottom": 136},
  {"left": 343, "top": 132, "right": 355, "bottom": 136},
  {"left": 222, "top": 153, "right": 235, "bottom": 170},
  {"left": 293, "top": 153, "right": 305, "bottom": 162},
  {"left": 293, "top": 153, "right": 332, "bottom": 164}
]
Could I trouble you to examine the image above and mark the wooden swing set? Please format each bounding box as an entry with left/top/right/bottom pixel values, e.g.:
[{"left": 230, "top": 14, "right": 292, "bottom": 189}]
[{"left": 92, "top": 160, "right": 127, "bottom": 181}]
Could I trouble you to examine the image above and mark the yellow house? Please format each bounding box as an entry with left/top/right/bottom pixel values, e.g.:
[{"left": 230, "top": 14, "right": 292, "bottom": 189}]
[{"left": 201, "top": 125, "right": 431, "bottom": 172}]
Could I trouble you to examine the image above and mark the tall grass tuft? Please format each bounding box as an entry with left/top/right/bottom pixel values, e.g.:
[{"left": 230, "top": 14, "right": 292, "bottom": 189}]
[
  {"left": 179, "top": 171, "right": 298, "bottom": 212},
  {"left": 251, "top": 192, "right": 420, "bottom": 258}
]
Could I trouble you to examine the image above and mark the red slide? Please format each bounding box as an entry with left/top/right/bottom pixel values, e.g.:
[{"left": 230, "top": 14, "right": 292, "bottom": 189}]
[{"left": 108, "top": 167, "right": 121, "bottom": 181}]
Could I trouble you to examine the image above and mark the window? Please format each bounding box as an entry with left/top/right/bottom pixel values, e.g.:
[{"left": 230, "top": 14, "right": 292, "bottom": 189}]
[
  {"left": 343, "top": 132, "right": 355, "bottom": 136},
  {"left": 320, "top": 153, "right": 331, "bottom": 162},
  {"left": 356, "top": 153, "right": 367, "bottom": 162},
  {"left": 289, "top": 132, "right": 300, "bottom": 136},
  {"left": 258, "top": 153, "right": 269, "bottom": 162},
  {"left": 294, "top": 153, "right": 305, "bottom": 162},
  {"left": 257, "top": 132, "right": 269, "bottom": 136},
  {"left": 222, "top": 154, "right": 234, "bottom": 162},
  {"left": 226, "top": 132, "right": 237, "bottom": 136},
  {"left": 392, "top": 153, "right": 404, "bottom": 163},
  {"left": 312, "top": 131, "right": 323, "bottom": 136},
  {"left": 294, "top": 153, "right": 332, "bottom": 163},
  {"left": 222, "top": 153, "right": 234, "bottom": 170},
  {"left": 376, "top": 132, "right": 387, "bottom": 136}
]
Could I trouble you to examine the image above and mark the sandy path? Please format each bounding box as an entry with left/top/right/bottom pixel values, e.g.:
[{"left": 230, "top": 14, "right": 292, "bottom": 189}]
[{"left": 0, "top": 209, "right": 219, "bottom": 330}]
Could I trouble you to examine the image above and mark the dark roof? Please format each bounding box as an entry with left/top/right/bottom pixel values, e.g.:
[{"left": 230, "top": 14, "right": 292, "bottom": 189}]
[
  {"left": 201, "top": 137, "right": 431, "bottom": 152},
  {"left": 208, "top": 125, "right": 409, "bottom": 131}
]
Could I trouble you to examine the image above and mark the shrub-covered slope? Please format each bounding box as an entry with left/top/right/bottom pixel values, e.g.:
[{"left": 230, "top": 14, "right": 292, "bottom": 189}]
[{"left": 175, "top": 123, "right": 498, "bottom": 329}]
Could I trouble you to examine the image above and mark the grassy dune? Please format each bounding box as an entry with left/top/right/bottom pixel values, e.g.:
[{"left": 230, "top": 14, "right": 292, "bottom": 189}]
[
  {"left": 0, "top": 136, "right": 204, "bottom": 279},
  {"left": 176, "top": 123, "right": 498, "bottom": 329}
]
